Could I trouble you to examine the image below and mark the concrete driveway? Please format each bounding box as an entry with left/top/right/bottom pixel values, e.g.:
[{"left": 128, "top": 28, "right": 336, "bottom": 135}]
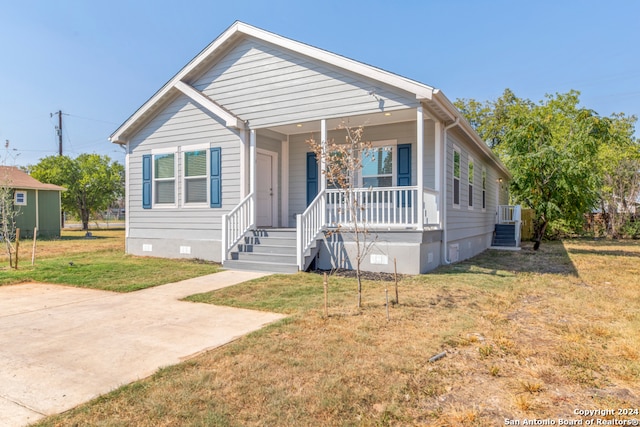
[{"left": 0, "top": 270, "right": 284, "bottom": 427}]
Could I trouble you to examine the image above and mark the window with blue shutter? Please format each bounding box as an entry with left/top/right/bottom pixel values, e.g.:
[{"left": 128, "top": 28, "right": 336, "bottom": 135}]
[
  {"left": 306, "top": 152, "right": 318, "bottom": 206},
  {"left": 210, "top": 147, "right": 221, "bottom": 208},
  {"left": 142, "top": 154, "right": 152, "bottom": 209},
  {"left": 397, "top": 143, "right": 411, "bottom": 207},
  {"left": 184, "top": 150, "right": 207, "bottom": 204}
]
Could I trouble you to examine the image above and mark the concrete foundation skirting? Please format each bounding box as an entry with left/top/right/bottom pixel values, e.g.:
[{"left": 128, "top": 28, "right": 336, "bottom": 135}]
[
  {"left": 316, "top": 230, "right": 443, "bottom": 274},
  {"left": 127, "top": 237, "right": 221, "bottom": 262}
]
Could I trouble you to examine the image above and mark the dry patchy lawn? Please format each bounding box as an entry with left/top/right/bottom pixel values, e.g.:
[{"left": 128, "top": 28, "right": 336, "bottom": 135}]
[
  {"left": 1, "top": 229, "right": 220, "bottom": 291},
  {"left": 36, "top": 239, "right": 640, "bottom": 426}
]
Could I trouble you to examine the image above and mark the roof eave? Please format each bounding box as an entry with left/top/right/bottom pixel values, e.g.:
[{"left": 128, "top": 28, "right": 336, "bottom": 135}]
[{"left": 433, "top": 90, "right": 512, "bottom": 180}]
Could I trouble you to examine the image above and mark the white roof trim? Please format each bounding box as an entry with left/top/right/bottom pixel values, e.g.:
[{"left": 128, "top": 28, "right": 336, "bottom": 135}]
[
  {"left": 174, "top": 81, "right": 244, "bottom": 129},
  {"left": 432, "top": 90, "right": 511, "bottom": 179},
  {"left": 109, "top": 21, "right": 434, "bottom": 143},
  {"left": 235, "top": 22, "right": 435, "bottom": 100}
]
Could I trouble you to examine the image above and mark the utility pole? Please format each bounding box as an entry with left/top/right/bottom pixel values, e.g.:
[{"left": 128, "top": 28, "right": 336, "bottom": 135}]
[
  {"left": 51, "top": 110, "right": 65, "bottom": 227},
  {"left": 54, "top": 110, "right": 63, "bottom": 155}
]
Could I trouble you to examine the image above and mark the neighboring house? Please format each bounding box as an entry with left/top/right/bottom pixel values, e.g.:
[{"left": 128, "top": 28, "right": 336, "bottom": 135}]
[
  {"left": 0, "top": 166, "right": 65, "bottom": 238},
  {"left": 110, "top": 21, "right": 520, "bottom": 274}
]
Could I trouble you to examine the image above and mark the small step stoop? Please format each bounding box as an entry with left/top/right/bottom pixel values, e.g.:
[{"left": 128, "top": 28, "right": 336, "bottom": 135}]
[
  {"left": 224, "top": 229, "right": 299, "bottom": 273},
  {"left": 491, "top": 223, "right": 518, "bottom": 248}
]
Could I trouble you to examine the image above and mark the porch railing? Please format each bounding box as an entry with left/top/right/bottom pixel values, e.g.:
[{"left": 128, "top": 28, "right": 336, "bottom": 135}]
[
  {"left": 498, "top": 205, "right": 522, "bottom": 246},
  {"left": 326, "top": 186, "right": 421, "bottom": 227},
  {"left": 498, "top": 205, "right": 521, "bottom": 224},
  {"left": 221, "top": 193, "right": 254, "bottom": 263},
  {"left": 296, "top": 189, "right": 326, "bottom": 270}
]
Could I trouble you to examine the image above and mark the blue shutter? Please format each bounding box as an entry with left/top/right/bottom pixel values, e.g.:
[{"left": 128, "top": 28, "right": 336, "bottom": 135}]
[
  {"left": 210, "top": 147, "right": 221, "bottom": 208},
  {"left": 142, "top": 154, "right": 152, "bottom": 209},
  {"left": 306, "top": 152, "right": 318, "bottom": 206},
  {"left": 397, "top": 144, "right": 411, "bottom": 207}
]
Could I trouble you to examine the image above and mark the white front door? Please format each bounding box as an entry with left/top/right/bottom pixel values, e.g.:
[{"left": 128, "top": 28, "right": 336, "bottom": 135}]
[{"left": 256, "top": 150, "right": 277, "bottom": 227}]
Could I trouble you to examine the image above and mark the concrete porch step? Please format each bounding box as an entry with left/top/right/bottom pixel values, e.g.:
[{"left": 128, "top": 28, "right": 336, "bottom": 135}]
[
  {"left": 244, "top": 236, "right": 297, "bottom": 246},
  {"left": 225, "top": 228, "right": 300, "bottom": 274},
  {"left": 223, "top": 259, "right": 299, "bottom": 274},
  {"left": 237, "top": 243, "right": 297, "bottom": 255},
  {"left": 231, "top": 251, "right": 297, "bottom": 264}
]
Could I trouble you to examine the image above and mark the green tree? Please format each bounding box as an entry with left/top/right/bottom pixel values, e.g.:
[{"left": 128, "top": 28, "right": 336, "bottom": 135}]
[
  {"left": 456, "top": 90, "right": 611, "bottom": 249},
  {"left": 596, "top": 113, "right": 640, "bottom": 237},
  {"left": 31, "top": 154, "right": 124, "bottom": 231}
]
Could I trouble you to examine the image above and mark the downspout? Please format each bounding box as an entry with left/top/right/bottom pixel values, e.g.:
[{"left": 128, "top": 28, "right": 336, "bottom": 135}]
[{"left": 441, "top": 117, "right": 459, "bottom": 265}]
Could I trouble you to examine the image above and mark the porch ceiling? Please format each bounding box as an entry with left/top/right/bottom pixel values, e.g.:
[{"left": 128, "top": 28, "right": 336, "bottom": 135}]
[{"left": 267, "top": 108, "right": 419, "bottom": 136}]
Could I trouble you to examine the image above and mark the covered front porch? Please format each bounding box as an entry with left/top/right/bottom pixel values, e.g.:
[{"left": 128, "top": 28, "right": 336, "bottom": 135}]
[{"left": 222, "top": 105, "right": 446, "bottom": 271}]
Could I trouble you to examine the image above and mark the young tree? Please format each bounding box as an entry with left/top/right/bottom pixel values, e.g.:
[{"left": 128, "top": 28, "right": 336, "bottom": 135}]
[
  {"left": 307, "top": 124, "right": 377, "bottom": 309},
  {"left": 31, "top": 154, "right": 124, "bottom": 230},
  {"left": 0, "top": 141, "right": 20, "bottom": 267}
]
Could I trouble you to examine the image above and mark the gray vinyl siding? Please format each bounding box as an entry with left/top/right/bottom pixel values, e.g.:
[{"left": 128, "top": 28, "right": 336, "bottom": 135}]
[
  {"left": 445, "top": 129, "right": 505, "bottom": 242},
  {"left": 128, "top": 95, "right": 241, "bottom": 243},
  {"left": 192, "top": 38, "right": 417, "bottom": 128}
]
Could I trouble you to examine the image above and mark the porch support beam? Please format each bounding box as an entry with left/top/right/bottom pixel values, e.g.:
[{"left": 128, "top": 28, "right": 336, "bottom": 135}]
[
  {"left": 434, "top": 120, "right": 442, "bottom": 228},
  {"left": 417, "top": 105, "right": 425, "bottom": 231},
  {"left": 281, "top": 138, "right": 290, "bottom": 227},
  {"left": 174, "top": 81, "right": 244, "bottom": 129},
  {"left": 320, "top": 119, "right": 327, "bottom": 192},
  {"left": 249, "top": 128, "right": 257, "bottom": 226},
  {"left": 239, "top": 128, "right": 247, "bottom": 197}
]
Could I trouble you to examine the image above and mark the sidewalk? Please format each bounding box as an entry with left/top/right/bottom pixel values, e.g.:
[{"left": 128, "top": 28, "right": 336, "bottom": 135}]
[{"left": 0, "top": 270, "right": 283, "bottom": 427}]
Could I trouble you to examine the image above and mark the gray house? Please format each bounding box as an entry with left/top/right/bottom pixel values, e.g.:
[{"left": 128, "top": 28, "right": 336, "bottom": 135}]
[{"left": 110, "top": 21, "right": 520, "bottom": 274}]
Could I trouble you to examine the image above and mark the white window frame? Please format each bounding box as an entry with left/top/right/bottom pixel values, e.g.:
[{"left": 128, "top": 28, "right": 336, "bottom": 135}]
[
  {"left": 482, "top": 166, "right": 487, "bottom": 211},
  {"left": 358, "top": 139, "right": 397, "bottom": 188},
  {"left": 151, "top": 147, "right": 178, "bottom": 208},
  {"left": 452, "top": 145, "right": 461, "bottom": 208},
  {"left": 14, "top": 190, "right": 27, "bottom": 206},
  {"left": 181, "top": 143, "right": 210, "bottom": 208},
  {"left": 468, "top": 156, "right": 474, "bottom": 210}
]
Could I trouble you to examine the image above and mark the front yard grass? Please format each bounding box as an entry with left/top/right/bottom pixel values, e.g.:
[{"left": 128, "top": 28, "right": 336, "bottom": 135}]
[
  {"left": 0, "top": 229, "right": 220, "bottom": 292},
  {"left": 34, "top": 239, "right": 640, "bottom": 425}
]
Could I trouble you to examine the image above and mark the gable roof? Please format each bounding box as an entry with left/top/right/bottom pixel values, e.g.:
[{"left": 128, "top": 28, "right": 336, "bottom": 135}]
[
  {"left": 110, "top": 21, "right": 439, "bottom": 144},
  {"left": 0, "top": 166, "right": 66, "bottom": 191},
  {"left": 109, "top": 21, "right": 510, "bottom": 177}
]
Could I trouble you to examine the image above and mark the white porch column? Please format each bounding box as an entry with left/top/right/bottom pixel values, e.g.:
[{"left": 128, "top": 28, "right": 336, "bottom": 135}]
[
  {"left": 320, "top": 119, "right": 327, "bottom": 192},
  {"left": 434, "top": 120, "right": 442, "bottom": 228},
  {"left": 249, "top": 128, "right": 257, "bottom": 226},
  {"left": 417, "top": 106, "right": 424, "bottom": 231},
  {"left": 320, "top": 119, "right": 327, "bottom": 226},
  {"left": 240, "top": 128, "right": 247, "bottom": 197},
  {"left": 281, "top": 138, "right": 289, "bottom": 227}
]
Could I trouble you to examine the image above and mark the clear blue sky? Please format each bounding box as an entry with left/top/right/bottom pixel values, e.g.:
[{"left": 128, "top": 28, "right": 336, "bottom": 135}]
[{"left": 1, "top": 0, "right": 639, "bottom": 167}]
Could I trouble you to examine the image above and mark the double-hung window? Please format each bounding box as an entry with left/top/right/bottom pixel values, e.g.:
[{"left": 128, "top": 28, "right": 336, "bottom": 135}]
[
  {"left": 143, "top": 146, "right": 221, "bottom": 209},
  {"left": 453, "top": 147, "right": 461, "bottom": 207},
  {"left": 361, "top": 141, "right": 395, "bottom": 188},
  {"left": 468, "top": 157, "right": 474, "bottom": 209},
  {"left": 482, "top": 167, "right": 487, "bottom": 210},
  {"left": 154, "top": 152, "right": 176, "bottom": 205},
  {"left": 183, "top": 149, "right": 208, "bottom": 205}
]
